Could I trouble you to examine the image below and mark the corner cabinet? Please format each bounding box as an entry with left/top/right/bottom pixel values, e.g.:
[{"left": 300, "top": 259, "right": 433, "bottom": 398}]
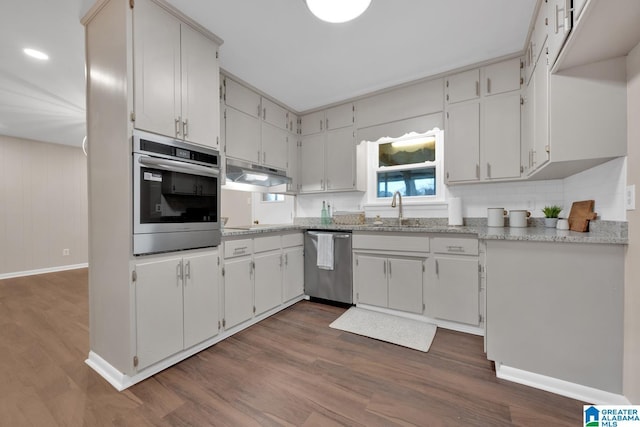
[
  {"left": 133, "top": 0, "right": 220, "bottom": 148},
  {"left": 133, "top": 249, "right": 220, "bottom": 371},
  {"left": 222, "top": 76, "right": 294, "bottom": 172},
  {"left": 300, "top": 103, "right": 364, "bottom": 193}
]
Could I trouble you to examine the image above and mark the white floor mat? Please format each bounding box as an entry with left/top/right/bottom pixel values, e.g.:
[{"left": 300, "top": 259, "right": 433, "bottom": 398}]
[{"left": 329, "top": 307, "right": 437, "bottom": 352}]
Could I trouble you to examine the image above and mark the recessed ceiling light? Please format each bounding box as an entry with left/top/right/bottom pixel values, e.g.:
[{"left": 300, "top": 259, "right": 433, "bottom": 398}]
[
  {"left": 23, "top": 48, "right": 49, "bottom": 61},
  {"left": 304, "top": 0, "right": 371, "bottom": 23}
]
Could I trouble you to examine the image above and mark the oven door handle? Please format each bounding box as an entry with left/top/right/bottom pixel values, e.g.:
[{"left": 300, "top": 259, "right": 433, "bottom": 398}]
[{"left": 138, "top": 156, "right": 219, "bottom": 177}]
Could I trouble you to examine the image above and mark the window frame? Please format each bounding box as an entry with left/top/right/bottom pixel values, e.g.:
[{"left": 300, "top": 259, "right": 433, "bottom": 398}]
[{"left": 366, "top": 128, "right": 445, "bottom": 205}]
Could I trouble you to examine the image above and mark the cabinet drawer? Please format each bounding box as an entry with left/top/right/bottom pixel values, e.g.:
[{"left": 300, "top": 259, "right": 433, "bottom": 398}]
[
  {"left": 431, "top": 237, "right": 478, "bottom": 256},
  {"left": 353, "top": 233, "right": 429, "bottom": 253},
  {"left": 254, "top": 235, "right": 281, "bottom": 253},
  {"left": 281, "top": 232, "right": 303, "bottom": 248},
  {"left": 224, "top": 239, "right": 252, "bottom": 258}
]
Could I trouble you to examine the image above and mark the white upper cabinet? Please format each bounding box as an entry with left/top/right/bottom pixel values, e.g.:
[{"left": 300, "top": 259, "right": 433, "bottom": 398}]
[
  {"left": 482, "top": 58, "right": 521, "bottom": 96},
  {"left": 261, "top": 98, "right": 288, "bottom": 130},
  {"left": 223, "top": 76, "right": 291, "bottom": 171},
  {"left": 301, "top": 110, "right": 325, "bottom": 136},
  {"left": 445, "top": 69, "right": 479, "bottom": 104},
  {"left": 133, "top": 0, "right": 220, "bottom": 148},
  {"left": 225, "top": 78, "right": 261, "bottom": 118},
  {"left": 445, "top": 58, "right": 523, "bottom": 184},
  {"left": 299, "top": 103, "right": 361, "bottom": 193}
]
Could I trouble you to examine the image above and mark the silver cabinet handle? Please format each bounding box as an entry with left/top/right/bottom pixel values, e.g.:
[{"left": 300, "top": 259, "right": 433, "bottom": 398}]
[
  {"left": 257, "top": 104, "right": 261, "bottom": 117},
  {"left": 263, "top": 107, "right": 266, "bottom": 120},
  {"left": 475, "top": 81, "right": 479, "bottom": 96},
  {"left": 257, "top": 150, "right": 261, "bottom": 163},
  {"left": 175, "top": 117, "right": 181, "bottom": 137},
  {"left": 184, "top": 260, "right": 191, "bottom": 281},
  {"left": 476, "top": 164, "right": 480, "bottom": 179},
  {"left": 233, "top": 246, "right": 247, "bottom": 255},
  {"left": 326, "top": 118, "right": 329, "bottom": 129},
  {"left": 285, "top": 253, "right": 288, "bottom": 266},
  {"left": 279, "top": 254, "right": 283, "bottom": 267},
  {"left": 183, "top": 119, "right": 188, "bottom": 137},
  {"left": 263, "top": 151, "right": 266, "bottom": 164},
  {"left": 446, "top": 246, "right": 465, "bottom": 253},
  {"left": 487, "top": 78, "right": 491, "bottom": 94},
  {"left": 435, "top": 259, "right": 439, "bottom": 276},
  {"left": 388, "top": 260, "right": 392, "bottom": 278},
  {"left": 487, "top": 163, "right": 491, "bottom": 178},
  {"left": 320, "top": 179, "right": 324, "bottom": 189},
  {"left": 177, "top": 262, "right": 182, "bottom": 285},
  {"left": 383, "top": 260, "right": 386, "bottom": 276}
]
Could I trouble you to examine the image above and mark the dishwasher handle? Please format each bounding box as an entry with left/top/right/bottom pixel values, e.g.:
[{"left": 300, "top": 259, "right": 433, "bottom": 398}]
[{"left": 307, "top": 231, "right": 351, "bottom": 239}]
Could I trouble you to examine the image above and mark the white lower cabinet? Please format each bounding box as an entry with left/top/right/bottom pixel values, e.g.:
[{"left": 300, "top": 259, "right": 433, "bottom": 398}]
[
  {"left": 355, "top": 255, "right": 424, "bottom": 314},
  {"left": 254, "top": 250, "right": 282, "bottom": 316},
  {"left": 353, "top": 232, "right": 427, "bottom": 315},
  {"left": 426, "top": 236, "right": 480, "bottom": 326},
  {"left": 222, "top": 232, "right": 304, "bottom": 329},
  {"left": 133, "top": 250, "right": 220, "bottom": 371},
  {"left": 282, "top": 245, "right": 304, "bottom": 302}
]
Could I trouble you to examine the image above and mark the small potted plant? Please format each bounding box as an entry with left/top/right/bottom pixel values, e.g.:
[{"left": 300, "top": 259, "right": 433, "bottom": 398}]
[{"left": 542, "top": 205, "right": 563, "bottom": 228}]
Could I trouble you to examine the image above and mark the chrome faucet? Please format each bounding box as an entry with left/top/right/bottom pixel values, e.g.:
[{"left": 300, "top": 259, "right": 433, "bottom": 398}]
[{"left": 390, "top": 191, "right": 403, "bottom": 226}]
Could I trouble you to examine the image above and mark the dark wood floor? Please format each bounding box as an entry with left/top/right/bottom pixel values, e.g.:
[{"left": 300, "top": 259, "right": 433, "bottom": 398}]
[{"left": 0, "top": 268, "right": 585, "bottom": 426}]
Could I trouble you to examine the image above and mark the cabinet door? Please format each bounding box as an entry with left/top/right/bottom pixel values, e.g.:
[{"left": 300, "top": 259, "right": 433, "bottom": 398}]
[
  {"left": 286, "top": 134, "right": 299, "bottom": 193},
  {"left": 133, "top": 0, "right": 181, "bottom": 139},
  {"left": 388, "top": 258, "right": 424, "bottom": 314},
  {"left": 325, "top": 127, "right": 354, "bottom": 191},
  {"left": 135, "top": 256, "right": 184, "bottom": 370},
  {"left": 301, "top": 111, "right": 324, "bottom": 136},
  {"left": 261, "top": 122, "right": 288, "bottom": 170},
  {"left": 262, "top": 98, "right": 288, "bottom": 130},
  {"left": 482, "top": 93, "right": 521, "bottom": 180},
  {"left": 483, "top": 58, "right": 521, "bottom": 96},
  {"left": 283, "top": 246, "right": 304, "bottom": 302},
  {"left": 531, "top": 47, "right": 549, "bottom": 172},
  {"left": 325, "top": 103, "right": 354, "bottom": 130},
  {"left": 431, "top": 257, "right": 479, "bottom": 325},
  {"left": 180, "top": 24, "right": 219, "bottom": 148},
  {"left": 299, "top": 133, "right": 325, "bottom": 192},
  {"left": 521, "top": 76, "right": 534, "bottom": 175},
  {"left": 254, "top": 251, "right": 282, "bottom": 316},
  {"left": 445, "top": 102, "right": 480, "bottom": 182},
  {"left": 224, "top": 78, "right": 260, "bottom": 118},
  {"left": 223, "top": 257, "right": 254, "bottom": 329},
  {"left": 225, "top": 107, "right": 261, "bottom": 163},
  {"left": 355, "top": 254, "right": 388, "bottom": 308},
  {"left": 183, "top": 252, "right": 219, "bottom": 349},
  {"left": 446, "top": 69, "right": 479, "bottom": 104}
]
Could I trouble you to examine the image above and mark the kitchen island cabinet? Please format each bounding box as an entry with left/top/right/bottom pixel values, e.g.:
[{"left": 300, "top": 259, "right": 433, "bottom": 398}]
[
  {"left": 222, "top": 239, "right": 254, "bottom": 330},
  {"left": 485, "top": 240, "right": 624, "bottom": 396}
]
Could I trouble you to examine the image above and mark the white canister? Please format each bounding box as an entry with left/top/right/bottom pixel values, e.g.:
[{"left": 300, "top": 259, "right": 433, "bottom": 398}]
[
  {"left": 556, "top": 218, "right": 570, "bottom": 230},
  {"left": 509, "top": 210, "right": 531, "bottom": 228},
  {"left": 487, "top": 208, "right": 507, "bottom": 227}
]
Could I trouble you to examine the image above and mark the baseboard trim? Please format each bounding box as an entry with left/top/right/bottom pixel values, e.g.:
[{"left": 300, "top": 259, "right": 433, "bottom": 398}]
[
  {"left": 86, "top": 295, "right": 305, "bottom": 391},
  {"left": 0, "top": 263, "right": 88, "bottom": 280},
  {"left": 496, "top": 364, "right": 630, "bottom": 405}
]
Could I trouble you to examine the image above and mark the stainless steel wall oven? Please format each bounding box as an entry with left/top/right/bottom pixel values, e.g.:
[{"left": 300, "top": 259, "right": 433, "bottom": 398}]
[{"left": 133, "top": 130, "right": 221, "bottom": 255}]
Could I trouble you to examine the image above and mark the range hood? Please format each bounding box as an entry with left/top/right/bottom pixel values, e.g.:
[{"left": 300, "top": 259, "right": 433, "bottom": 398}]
[{"left": 225, "top": 158, "right": 291, "bottom": 190}]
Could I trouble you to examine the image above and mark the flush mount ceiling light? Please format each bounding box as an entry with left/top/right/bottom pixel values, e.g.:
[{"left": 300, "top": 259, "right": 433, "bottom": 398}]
[
  {"left": 304, "top": 0, "right": 372, "bottom": 23},
  {"left": 23, "top": 48, "right": 49, "bottom": 61}
]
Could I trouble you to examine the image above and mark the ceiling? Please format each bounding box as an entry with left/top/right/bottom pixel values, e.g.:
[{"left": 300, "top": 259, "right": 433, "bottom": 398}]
[{"left": 0, "top": 0, "right": 537, "bottom": 147}]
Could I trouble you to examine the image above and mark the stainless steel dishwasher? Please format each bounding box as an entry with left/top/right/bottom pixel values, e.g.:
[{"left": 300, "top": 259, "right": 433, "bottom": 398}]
[{"left": 304, "top": 230, "right": 353, "bottom": 304}]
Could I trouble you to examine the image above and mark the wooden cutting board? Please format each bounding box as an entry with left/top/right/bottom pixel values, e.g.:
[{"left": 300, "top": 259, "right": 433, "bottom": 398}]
[{"left": 568, "top": 200, "right": 597, "bottom": 232}]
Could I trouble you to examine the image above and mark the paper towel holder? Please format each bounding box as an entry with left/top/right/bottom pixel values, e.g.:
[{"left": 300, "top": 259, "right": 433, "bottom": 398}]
[{"left": 448, "top": 197, "right": 463, "bottom": 226}]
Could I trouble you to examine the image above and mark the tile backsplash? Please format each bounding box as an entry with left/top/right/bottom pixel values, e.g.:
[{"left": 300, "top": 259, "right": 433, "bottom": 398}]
[{"left": 295, "top": 157, "right": 627, "bottom": 221}]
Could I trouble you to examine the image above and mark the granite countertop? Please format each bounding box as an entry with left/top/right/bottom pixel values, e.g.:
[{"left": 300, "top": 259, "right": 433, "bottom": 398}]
[{"left": 222, "top": 218, "right": 628, "bottom": 245}]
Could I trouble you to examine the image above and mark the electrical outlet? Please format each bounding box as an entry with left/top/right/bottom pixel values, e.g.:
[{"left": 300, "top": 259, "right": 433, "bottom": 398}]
[
  {"left": 626, "top": 185, "right": 636, "bottom": 210},
  {"left": 62, "top": 248, "right": 70, "bottom": 256}
]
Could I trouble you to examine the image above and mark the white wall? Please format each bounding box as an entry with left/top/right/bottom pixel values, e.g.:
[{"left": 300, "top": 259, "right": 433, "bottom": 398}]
[
  {"left": 0, "top": 135, "right": 88, "bottom": 277},
  {"left": 624, "top": 41, "right": 640, "bottom": 404},
  {"left": 295, "top": 157, "right": 626, "bottom": 221},
  {"left": 252, "top": 193, "right": 295, "bottom": 225}
]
